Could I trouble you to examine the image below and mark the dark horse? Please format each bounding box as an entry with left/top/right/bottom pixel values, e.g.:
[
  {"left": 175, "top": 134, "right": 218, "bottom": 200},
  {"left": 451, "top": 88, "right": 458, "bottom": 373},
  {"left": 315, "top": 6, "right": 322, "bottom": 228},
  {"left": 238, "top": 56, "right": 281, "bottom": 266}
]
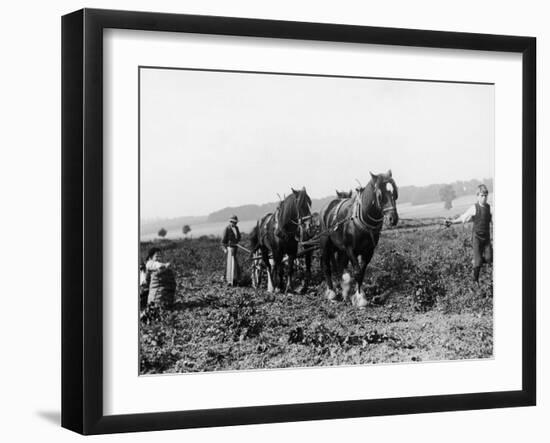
[
  {"left": 319, "top": 171, "right": 399, "bottom": 308},
  {"left": 250, "top": 187, "right": 312, "bottom": 293}
]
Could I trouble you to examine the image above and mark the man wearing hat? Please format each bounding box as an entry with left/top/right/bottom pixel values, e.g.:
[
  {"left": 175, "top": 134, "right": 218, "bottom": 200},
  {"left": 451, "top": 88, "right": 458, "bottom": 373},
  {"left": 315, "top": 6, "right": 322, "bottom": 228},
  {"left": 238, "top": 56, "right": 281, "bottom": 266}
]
[
  {"left": 222, "top": 215, "right": 242, "bottom": 285},
  {"left": 445, "top": 184, "right": 493, "bottom": 283}
]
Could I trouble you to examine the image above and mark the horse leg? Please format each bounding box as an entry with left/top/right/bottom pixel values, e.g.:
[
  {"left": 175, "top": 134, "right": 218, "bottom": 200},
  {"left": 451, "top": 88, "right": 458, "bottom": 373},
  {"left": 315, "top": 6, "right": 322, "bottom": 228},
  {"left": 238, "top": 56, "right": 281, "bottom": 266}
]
[
  {"left": 359, "top": 245, "right": 376, "bottom": 286},
  {"left": 343, "top": 247, "right": 368, "bottom": 308},
  {"left": 270, "top": 260, "right": 278, "bottom": 293},
  {"left": 351, "top": 260, "right": 369, "bottom": 308},
  {"left": 268, "top": 257, "right": 275, "bottom": 291},
  {"left": 285, "top": 255, "right": 295, "bottom": 294},
  {"left": 337, "top": 252, "right": 352, "bottom": 301},
  {"left": 353, "top": 244, "right": 378, "bottom": 308},
  {"left": 321, "top": 237, "right": 337, "bottom": 301},
  {"left": 301, "top": 251, "right": 312, "bottom": 295},
  {"left": 278, "top": 256, "right": 286, "bottom": 293},
  {"left": 270, "top": 253, "right": 284, "bottom": 293}
]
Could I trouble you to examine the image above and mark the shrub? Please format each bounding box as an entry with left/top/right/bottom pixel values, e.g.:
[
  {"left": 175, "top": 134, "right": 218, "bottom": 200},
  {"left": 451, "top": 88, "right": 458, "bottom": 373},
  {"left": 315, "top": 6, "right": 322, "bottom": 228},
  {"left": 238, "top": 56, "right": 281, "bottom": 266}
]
[
  {"left": 370, "top": 246, "right": 417, "bottom": 291},
  {"left": 411, "top": 261, "right": 446, "bottom": 311},
  {"left": 206, "top": 294, "right": 264, "bottom": 342}
]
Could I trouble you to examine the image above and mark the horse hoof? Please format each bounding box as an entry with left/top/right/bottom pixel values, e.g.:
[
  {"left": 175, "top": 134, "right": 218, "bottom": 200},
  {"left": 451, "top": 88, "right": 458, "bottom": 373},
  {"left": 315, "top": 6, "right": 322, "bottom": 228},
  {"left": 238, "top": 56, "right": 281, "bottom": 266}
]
[
  {"left": 352, "top": 291, "right": 368, "bottom": 308},
  {"left": 326, "top": 289, "right": 337, "bottom": 302}
]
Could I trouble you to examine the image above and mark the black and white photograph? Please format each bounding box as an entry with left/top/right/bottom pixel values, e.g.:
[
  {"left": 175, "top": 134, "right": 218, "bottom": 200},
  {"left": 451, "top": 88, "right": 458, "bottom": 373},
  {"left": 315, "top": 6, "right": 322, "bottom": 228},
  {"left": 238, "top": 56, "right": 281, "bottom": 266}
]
[
  {"left": 138, "top": 67, "right": 495, "bottom": 374},
  {"left": 1, "top": 0, "right": 546, "bottom": 439}
]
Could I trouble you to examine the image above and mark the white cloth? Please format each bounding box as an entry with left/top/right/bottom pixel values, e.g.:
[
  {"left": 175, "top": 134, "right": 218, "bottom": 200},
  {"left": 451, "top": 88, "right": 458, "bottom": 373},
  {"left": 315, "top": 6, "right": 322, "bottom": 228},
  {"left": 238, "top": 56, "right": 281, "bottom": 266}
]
[
  {"left": 146, "top": 259, "right": 167, "bottom": 271},
  {"left": 225, "top": 247, "right": 236, "bottom": 285},
  {"left": 456, "top": 204, "right": 477, "bottom": 224}
]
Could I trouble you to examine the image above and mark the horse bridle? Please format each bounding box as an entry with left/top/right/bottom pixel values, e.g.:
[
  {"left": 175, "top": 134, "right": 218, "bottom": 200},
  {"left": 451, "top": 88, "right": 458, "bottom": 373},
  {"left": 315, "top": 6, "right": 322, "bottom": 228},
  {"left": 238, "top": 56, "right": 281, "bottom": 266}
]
[
  {"left": 289, "top": 193, "right": 312, "bottom": 241},
  {"left": 354, "top": 181, "right": 396, "bottom": 231},
  {"left": 273, "top": 192, "right": 311, "bottom": 241}
]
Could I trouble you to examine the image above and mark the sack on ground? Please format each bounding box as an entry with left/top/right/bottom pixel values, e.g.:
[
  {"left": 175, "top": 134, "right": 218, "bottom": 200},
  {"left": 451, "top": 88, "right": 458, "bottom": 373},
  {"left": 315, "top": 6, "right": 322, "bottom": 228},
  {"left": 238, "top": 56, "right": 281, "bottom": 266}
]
[{"left": 147, "top": 267, "right": 176, "bottom": 308}]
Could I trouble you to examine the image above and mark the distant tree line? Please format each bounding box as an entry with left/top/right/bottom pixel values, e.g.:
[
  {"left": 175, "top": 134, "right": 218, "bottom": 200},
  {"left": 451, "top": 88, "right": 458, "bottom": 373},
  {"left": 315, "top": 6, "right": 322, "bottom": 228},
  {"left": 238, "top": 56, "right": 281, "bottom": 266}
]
[
  {"left": 399, "top": 178, "right": 493, "bottom": 206},
  {"left": 207, "top": 178, "right": 493, "bottom": 223},
  {"left": 141, "top": 215, "right": 207, "bottom": 236}
]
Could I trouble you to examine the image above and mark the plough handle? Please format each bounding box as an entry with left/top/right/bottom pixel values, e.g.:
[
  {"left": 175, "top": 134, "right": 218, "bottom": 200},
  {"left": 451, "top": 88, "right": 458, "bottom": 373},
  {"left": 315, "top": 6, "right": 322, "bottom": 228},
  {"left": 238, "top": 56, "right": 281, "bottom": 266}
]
[{"left": 235, "top": 244, "right": 252, "bottom": 254}]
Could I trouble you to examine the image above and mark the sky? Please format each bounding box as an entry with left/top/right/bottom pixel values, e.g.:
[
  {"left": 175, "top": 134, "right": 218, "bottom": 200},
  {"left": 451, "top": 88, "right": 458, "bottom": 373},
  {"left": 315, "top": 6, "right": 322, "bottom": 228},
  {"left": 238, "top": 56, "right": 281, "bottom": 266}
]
[{"left": 140, "top": 68, "right": 494, "bottom": 220}]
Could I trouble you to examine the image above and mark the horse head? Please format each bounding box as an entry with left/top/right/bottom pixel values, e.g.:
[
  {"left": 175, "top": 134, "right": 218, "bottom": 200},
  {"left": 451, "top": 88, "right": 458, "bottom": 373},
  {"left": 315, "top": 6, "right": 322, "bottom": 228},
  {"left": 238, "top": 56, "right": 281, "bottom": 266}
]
[
  {"left": 369, "top": 170, "right": 399, "bottom": 226},
  {"left": 286, "top": 187, "right": 312, "bottom": 241},
  {"left": 336, "top": 190, "right": 352, "bottom": 199},
  {"left": 290, "top": 187, "right": 312, "bottom": 220}
]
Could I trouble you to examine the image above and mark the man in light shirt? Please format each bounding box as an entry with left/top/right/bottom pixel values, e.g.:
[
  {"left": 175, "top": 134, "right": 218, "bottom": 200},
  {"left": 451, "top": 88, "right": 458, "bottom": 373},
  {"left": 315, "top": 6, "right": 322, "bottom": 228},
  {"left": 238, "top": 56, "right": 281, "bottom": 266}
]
[{"left": 445, "top": 184, "right": 493, "bottom": 284}]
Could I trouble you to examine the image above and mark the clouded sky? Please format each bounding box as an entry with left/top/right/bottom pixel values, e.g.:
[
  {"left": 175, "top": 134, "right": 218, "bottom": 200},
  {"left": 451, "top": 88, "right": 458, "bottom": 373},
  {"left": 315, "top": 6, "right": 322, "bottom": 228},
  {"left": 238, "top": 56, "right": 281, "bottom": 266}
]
[{"left": 140, "top": 68, "right": 494, "bottom": 219}]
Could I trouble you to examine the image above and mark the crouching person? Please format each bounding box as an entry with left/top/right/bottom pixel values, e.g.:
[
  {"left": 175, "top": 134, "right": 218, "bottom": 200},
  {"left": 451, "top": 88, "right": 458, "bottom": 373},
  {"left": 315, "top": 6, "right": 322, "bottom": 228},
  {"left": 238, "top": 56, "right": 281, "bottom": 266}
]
[{"left": 145, "top": 247, "right": 176, "bottom": 308}]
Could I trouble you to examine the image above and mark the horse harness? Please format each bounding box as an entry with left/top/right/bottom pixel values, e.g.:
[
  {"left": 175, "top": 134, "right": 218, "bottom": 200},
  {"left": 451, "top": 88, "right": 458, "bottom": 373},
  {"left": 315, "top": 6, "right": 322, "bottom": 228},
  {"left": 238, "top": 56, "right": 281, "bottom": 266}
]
[
  {"left": 258, "top": 212, "right": 274, "bottom": 243},
  {"left": 324, "top": 188, "right": 389, "bottom": 243}
]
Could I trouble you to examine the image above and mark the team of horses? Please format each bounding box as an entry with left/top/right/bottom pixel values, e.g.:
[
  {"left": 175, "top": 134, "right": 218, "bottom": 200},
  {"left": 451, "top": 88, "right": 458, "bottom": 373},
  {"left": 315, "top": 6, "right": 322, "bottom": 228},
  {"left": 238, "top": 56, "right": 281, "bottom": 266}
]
[{"left": 250, "top": 170, "right": 399, "bottom": 308}]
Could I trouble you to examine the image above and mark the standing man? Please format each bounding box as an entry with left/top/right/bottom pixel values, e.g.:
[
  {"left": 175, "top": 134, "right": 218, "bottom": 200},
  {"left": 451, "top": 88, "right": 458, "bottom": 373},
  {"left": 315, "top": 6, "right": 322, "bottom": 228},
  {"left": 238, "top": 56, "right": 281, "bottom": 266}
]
[
  {"left": 446, "top": 184, "right": 493, "bottom": 283},
  {"left": 222, "top": 215, "right": 242, "bottom": 285}
]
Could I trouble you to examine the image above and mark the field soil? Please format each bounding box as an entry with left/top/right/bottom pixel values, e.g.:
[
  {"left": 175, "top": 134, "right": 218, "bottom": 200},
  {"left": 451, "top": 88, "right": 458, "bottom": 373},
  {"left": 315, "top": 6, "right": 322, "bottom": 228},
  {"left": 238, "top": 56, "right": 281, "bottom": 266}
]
[{"left": 139, "top": 222, "right": 493, "bottom": 374}]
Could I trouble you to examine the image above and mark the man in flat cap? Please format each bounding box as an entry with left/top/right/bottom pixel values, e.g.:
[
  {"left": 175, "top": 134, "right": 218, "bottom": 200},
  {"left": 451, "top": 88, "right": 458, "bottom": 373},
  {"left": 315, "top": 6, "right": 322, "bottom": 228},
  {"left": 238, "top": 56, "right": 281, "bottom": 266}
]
[{"left": 222, "top": 215, "right": 242, "bottom": 285}]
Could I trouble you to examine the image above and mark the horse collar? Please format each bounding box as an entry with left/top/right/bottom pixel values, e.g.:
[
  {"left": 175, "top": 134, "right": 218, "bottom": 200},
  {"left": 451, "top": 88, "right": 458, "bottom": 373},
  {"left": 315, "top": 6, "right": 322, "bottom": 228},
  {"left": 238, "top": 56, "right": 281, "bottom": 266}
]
[
  {"left": 352, "top": 192, "right": 383, "bottom": 232},
  {"left": 333, "top": 198, "right": 348, "bottom": 219}
]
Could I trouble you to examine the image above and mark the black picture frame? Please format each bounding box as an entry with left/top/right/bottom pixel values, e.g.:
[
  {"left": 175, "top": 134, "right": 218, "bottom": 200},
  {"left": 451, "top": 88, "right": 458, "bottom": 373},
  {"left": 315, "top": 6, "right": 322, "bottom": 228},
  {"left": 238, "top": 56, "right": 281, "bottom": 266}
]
[{"left": 62, "top": 8, "right": 536, "bottom": 435}]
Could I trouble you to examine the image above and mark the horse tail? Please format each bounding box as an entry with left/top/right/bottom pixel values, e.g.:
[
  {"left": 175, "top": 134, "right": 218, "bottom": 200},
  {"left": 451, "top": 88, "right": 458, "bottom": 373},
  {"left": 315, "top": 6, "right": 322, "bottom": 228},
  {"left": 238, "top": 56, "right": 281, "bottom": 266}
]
[{"left": 249, "top": 223, "right": 260, "bottom": 255}]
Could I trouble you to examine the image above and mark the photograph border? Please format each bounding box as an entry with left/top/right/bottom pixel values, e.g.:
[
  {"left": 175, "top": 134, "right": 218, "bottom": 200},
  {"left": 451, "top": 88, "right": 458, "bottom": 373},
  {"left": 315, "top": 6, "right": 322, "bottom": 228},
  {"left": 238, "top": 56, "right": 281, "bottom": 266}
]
[{"left": 62, "top": 8, "right": 536, "bottom": 435}]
